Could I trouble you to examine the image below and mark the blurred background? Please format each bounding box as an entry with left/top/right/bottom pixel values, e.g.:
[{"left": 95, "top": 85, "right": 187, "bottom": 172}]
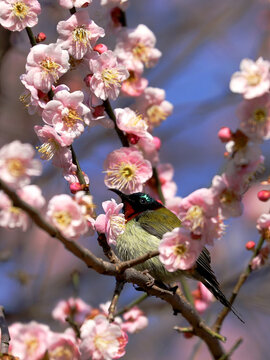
[{"left": 1, "top": 0, "right": 270, "bottom": 359}]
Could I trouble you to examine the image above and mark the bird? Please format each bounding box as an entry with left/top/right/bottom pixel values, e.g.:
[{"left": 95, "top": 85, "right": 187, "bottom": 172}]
[{"left": 110, "top": 188, "right": 243, "bottom": 322}]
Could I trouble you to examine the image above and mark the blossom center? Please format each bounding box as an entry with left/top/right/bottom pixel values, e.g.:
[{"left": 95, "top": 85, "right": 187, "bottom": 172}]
[
  {"left": 102, "top": 69, "right": 121, "bottom": 88},
  {"left": 220, "top": 189, "right": 237, "bottom": 204},
  {"left": 174, "top": 243, "right": 187, "bottom": 256},
  {"left": 94, "top": 334, "right": 114, "bottom": 352},
  {"left": 246, "top": 73, "right": 261, "bottom": 86},
  {"left": 184, "top": 205, "right": 204, "bottom": 231},
  {"left": 49, "top": 346, "right": 73, "bottom": 359},
  {"left": 53, "top": 211, "right": 72, "bottom": 227},
  {"left": 73, "top": 26, "right": 90, "bottom": 44},
  {"left": 146, "top": 105, "right": 167, "bottom": 126},
  {"left": 13, "top": 1, "right": 29, "bottom": 19},
  {"left": 37, "top": 138, "right": 60, "bottom": 160},
  {"left": 10, "top": 206, "right": 21, "bottom": 214},
  {"left": 40, "top": 58, "right": 60, "bottom": 80},
  {"left": 133, "top": 43, "right": 150, "bottom": 66},
  {"left": 253, "top": 108, "right": 267, "bottom": 123},
  {"left": 25, "top": 337, "right": 38, "bottom": 354},
  {"left": 6, "top": 158, "right": 25, "bottom": 177},
  {"left": 110, "top": 215, "right": 126, "bottom": 236},
  {"left": 63, "top": 109, "right": 83, "bottom": 127},
  {"left": 105, "top": 162, "right": 137, "bottom": 191}
]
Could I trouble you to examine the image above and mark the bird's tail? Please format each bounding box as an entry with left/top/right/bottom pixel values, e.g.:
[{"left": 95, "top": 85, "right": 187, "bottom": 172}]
[{"left": 194, "top": 248, "right": 244, "bottom": 323}]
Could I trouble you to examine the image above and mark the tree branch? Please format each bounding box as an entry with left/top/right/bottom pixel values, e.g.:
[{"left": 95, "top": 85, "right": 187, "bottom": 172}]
[
  {"left": 0, "top": 306, "right": 10, "bottom": 354},
  {"left": 108, "top": 279, "right": 125, "bottom": 322}
]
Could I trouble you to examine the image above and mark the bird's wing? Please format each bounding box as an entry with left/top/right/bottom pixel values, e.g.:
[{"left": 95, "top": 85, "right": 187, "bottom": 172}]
[
  {"left": 136, "top": 208, "right": 182, "bottom": 239},
  {"left": 195, "top": 247, "right": 220, "bottom": 289}
]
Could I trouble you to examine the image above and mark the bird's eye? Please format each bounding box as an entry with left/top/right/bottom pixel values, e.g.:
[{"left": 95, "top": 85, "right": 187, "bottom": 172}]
[{"left": 140, "top": 197, "right": 147, "bottom": 204}]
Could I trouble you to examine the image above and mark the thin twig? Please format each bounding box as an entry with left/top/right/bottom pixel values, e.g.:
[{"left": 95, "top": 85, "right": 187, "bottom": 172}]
[
  {"left": 116, "top": 293, "right": 149, "bottom": 316},
  {"left": 218, "top": 338, "right": 243, "bottom": 360},
  {"left": 174, "top": 325, "right": 226, "bottom": 343},
  {"left": 213, "top": 235, "right": 265, "bottom": 332},
  {"left": 65, "top": 316, "right": 81, "bottom": 339},
  {"left": 116, "top": 251, "right": 159, "bottom": 272},
  {"left": 108, "top": 280, "right": 125, "bottom": 322},
  {"left": 0, "top": 306, "right": 10, "bottom": 354},
  {"left": 97, "top": 233, "right": 119, "bottom": 264},
  {"left": 25, "top": 27, "right": 37, "bottom": 46},
  {"left": 0, "top": 179, "right": 226, "bottom": 359}
]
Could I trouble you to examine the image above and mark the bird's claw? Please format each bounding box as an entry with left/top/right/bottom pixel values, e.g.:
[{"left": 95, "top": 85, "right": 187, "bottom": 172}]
[{"left": 141, "top": 270, "right": 155, "bottom": 287}]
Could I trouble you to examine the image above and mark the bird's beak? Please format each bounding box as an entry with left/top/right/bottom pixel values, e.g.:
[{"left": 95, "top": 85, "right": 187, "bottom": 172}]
[{"left": 109, "top": 188, "right": 128, "bottom": 201}]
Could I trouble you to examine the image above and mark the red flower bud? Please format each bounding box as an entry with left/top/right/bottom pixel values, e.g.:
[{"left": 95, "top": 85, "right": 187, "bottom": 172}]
[
  {"left": 218, "top": 127, "right": 232, "bottom": 142},
  {"left": 153, "top": 136, "right": 161, "bottom": 150},
  {"left": 92, "top": 105, "right": 105, "bottom": 118},
  {"left": 184, "top": 332, "right": 194, "bottom": 339},
  {"left": 127, "top": 133, "right": 140, "bottom": 145},
  {"left": 93, "top": 44, "right": 108, "bottom": 54},
  {"left": 70, "top": 182, "right": 83, "bottom": 194},
  {"left": 35, "top": 32, "right": 46, "bottom": 43},
  {"left": 246, "top": 241, "right": 256, "bottom": 250},
  {"left": 84, "top": 74, "right": 93, "bottom": 87},
  {"left": 257, "top": 190, "right": 270, "bottom": 202}
]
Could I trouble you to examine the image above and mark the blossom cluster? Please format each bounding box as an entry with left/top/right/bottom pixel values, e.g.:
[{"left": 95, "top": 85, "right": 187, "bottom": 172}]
[{"left": 8, "top": 296, "right": 149, "bottom": 360}]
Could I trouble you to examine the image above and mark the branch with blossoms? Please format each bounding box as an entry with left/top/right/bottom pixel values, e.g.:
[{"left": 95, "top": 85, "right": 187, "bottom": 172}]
[{"left": 1, "top": 0, "right": 270, "bottom": 360}]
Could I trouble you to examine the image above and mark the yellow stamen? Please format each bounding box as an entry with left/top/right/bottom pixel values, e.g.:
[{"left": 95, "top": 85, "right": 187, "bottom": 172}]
[
  {"left": 40, "top": 58, "right": 60, "bottom": 81},
  {"left": 6, "top": 159, "right": 25, "bottom": 177},
  {"left": 246, "top": 73, "right": 261, "bottom": 86},
  {"left": 220, "top": 190, "right": 237, "bottom": 204},
  {"left": 53, "top": 211, "right": 72, "bottom": 228},
  {"left": 9, "top": 206, "right": 21, "bottom": 214},
  {"left": 63, "top": 109, "right": 83, "bottom": 128},
  {"left": 49, "top": 346, "right": 73, "bottom": 359},
  {"left": 37, "top": 138, "right": 60, "bottom": 160},
  {"left": 184, "top": 205, "right": 204, "bottom": 232},
  {"left": 174, "top": 243, "right": 187, "bottom": 256},
  {"left": 110, "top": 215, "right": 126, "bottom": 234},
  {"left": 101, "top": 69, "right": 121, "bottom": 88},
  {"left": 146, "top": 105, "right": 167, "bottom": 126},
  {"left": 132, "top": 43, "right": 150, "bottom": 66},
  {"left": 13, "top": 1, "right": 29, "bottom": 19},
  {"left": 105, "top": 162, "right": 139, "bottom": 191},
  {"left": 72, "top": 26, "right": 90, "bottom": 45},
  {"left": 26, "top": 337, "right": 38, "bottom": 354}
]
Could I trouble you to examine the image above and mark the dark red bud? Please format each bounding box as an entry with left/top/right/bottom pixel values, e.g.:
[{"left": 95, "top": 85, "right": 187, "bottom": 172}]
[
  {"left": 84, "top": 74, "right": 93, "bottom": 87},
  {"left": 257, "top": 190, "right": 270, "bottom": 202},
  {"left": 93, "top": 44, "right": 108, "bottom": 54},
  {"left": 82, "top": 1, "right": 90, "bottom": 7},
  {"left": 184, "top": 332, "right": 194, "bottom": 339},
  {"left": 127, "top": 133, "right": 140, "bottom": 145},
  {"left": 70, "top": 182, "right": 84, "bottom": 194},
  {"left": 35, "top": 32, "right": 46, "bottom": 43},
  {"left": 92, "top": 105, "right": 105, "bottom": 118},
  {"left": 111, "top": 7, "right": 125, "bottom": 27}
]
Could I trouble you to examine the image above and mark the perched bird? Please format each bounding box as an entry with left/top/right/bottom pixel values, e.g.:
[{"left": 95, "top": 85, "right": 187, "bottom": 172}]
[{"left": 110, "top": 188, "right": 243, "bottom": 322}]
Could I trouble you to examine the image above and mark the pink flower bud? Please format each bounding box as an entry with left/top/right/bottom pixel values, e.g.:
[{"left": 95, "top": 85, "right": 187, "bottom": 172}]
[
  {"left": 92, "top": 105, "right": 105, "bottom": 118},
  {"left": 127, "top": 133, "right": 140, "bottom": 145},
  {"left": 153, "top": 136, "right": 161, "bottom": 150},
  {"left": 93, "top": 44, "right": 108, "bottom": 54},
  {"left": 218, "top": 127, "right": 232, "bottom": 142},
  {"left": 70, "top": 182, "right": 84, "bottom": 194},
  {"left": 246, "top": 241, "right": 256, "bottom": 250},
  {"left": 82, "top": 1, "right": 90, "bottom": 7},
  {"left": 84, "top": 74, "right": 93, "bottom": 87},
  {"left": 257, "top": 190, "right": 270, "bottom": 202},
  {"left": 36, "top": 32, "right": 47, "bottom": 43}
]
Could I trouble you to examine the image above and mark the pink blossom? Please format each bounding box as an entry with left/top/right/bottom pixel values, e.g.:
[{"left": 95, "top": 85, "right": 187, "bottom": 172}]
[
  {"left": 47, "top": 332, "right": 80, "bottom": 360},
  {"left": 115, "top": 107, "right": 152, "bottom": 140},
  {"left": 230, "top": 57, "right": 270, "bottom": 99},
  {"left": 136, "top": 136, "right": 160, "bottom": 165},
  {"left": 42, "top": 89, "right": 91, "bottom": 143},
  {"left": 80, "top": 314, "right": 128, "bottom": 360},
  {"left": 121, "top": 71, "right": 148, "bottom": 97},
  {"left": 74, "top": 191, "right": 96, "bottom": 231},
  {"left": 237, "top": 94, "right": 270, "bottom": 142},
  {"left": 89, "top": 50, "right": 129, "bottom": 100},
  {"left": 0, "top": 140, "right": 42, "bottom": 188},
  {"left": 104, "top": 147, "right": 153, "bottom": 194},
  {"left": 165, "top": 196, "right": 182, "bottom": 216},
  {"left": 100, "top": 0, "right": 129, "bottom": 9},
  {"left": 134, "top": 87, "right": 173, "bottom": 130},
  {"left": 114, "top": 24, "right": 162, "bottom": 74},
  {"left": 192, "top": 282, "right": 213, "bottom": 314},
  {"left": 251, "top": 246, "right": 270, "bottom": 270},
  {"left": 63, "top": 164, "right": 90, "bottom": 185},
  {"left": 24, "top": 43, "right": 70, "bottom": 92},
  {"left": 178, "top": 188, "right": 224, "bottom": 245},
  {"left": 0, "top": 185, "right": 45, "bottom": 231},
  {"left": 0, "top": 0, "right": 41, "bottom": 32},
  {"left": 57, "top": 10, "right": 105, "bottom": 60},
  {"left": 95, "top": 198, "right": 125, "bottom": 245},
  {"left": 121, "top": 306, "right": 148, "bottom": 334},
  {"left": 52, "top": 297, "right": 92, "bottom": 326},
  {"left": 256, "top": 213, "right": 270, "bottom": 233},
  {"left": 59, "top": 0, "right": 91, "bottom": 9},
  {"left": 159, "top": 227, "right": 203, "bottom": 271},
  {"left": 47, "top": 194, "right": 88, "bottom": 240},
  {"left": 211, "top": 175, "right": 243, "bottom": 219},
  {"left": 34, "top": 125, "right": 72, "bottom": 169},
  {"left": 9, "top": 321, "right": 50, "bottom": 360}
]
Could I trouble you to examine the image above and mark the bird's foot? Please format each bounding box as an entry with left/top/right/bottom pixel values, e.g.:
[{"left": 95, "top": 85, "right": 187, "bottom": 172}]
[{"left": 141, "top": 270, "right": 155, "bottom": 287}]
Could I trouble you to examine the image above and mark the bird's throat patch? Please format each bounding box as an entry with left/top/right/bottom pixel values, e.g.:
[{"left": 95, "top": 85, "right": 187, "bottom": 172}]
[{"left": 123, "top": 201, "right": 139, "bottom": 222}]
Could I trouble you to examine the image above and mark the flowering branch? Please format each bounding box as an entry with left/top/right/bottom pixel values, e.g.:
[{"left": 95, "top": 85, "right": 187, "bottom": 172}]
[
  {"left": 0, "top": 306, "right": 10, "bottom": 354},
  {"left": 213, "top": 235, "right": 266, "bottom": 333},
  {"left": 0, "top": 178, "right": 227, "bottom": 359}
]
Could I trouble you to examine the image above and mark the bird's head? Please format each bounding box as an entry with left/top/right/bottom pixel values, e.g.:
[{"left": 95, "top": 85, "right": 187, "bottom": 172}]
[{"left": 109, "top": 188, "right": 163, "bottom": 221}]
